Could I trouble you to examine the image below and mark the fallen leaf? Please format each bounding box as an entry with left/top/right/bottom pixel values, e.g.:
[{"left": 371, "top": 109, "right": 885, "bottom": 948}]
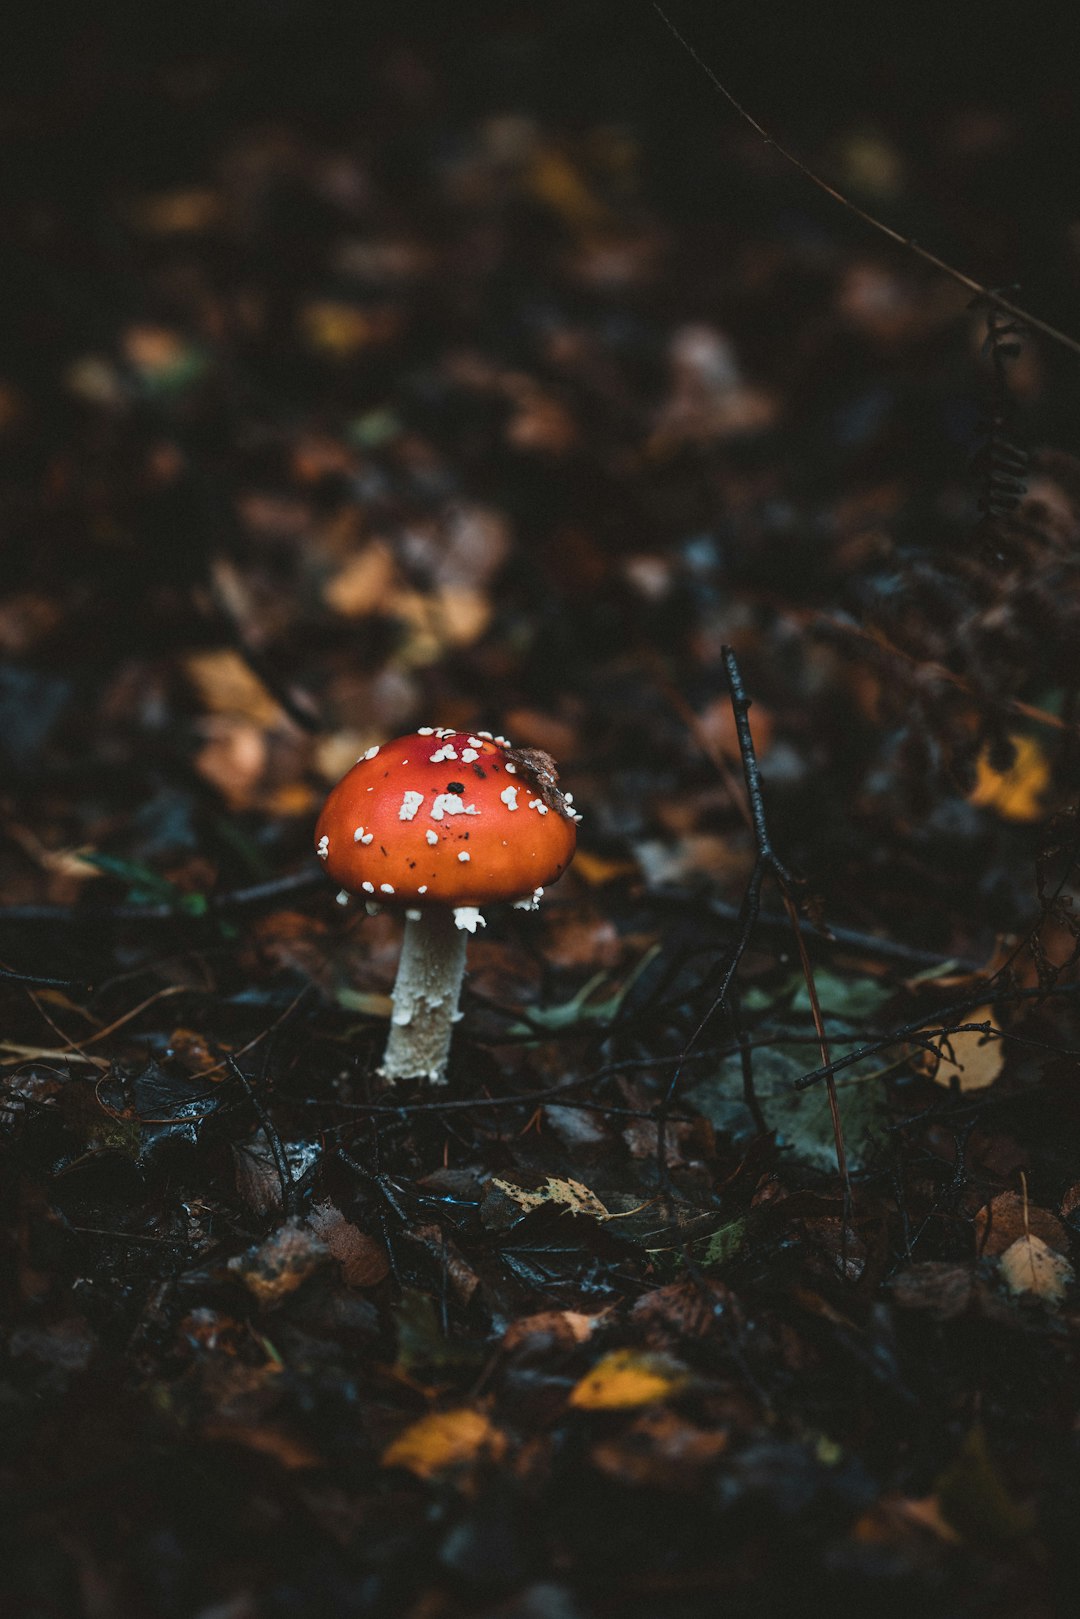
[
  {"left": 590, "top": 1408, "right": 727, "bottom": 1488},
  {"left": 503, "top": 1310, "right": 601, "bottom": 1352},
  {"left": 306, "top": 1201, "right": 390, "bottom": 1288},
  {"left": 569, "top": 1349, "right": 687, "bottom": 1411},
  {"left": 227, "top": 1221, "right": 329, "bottom": 1307},
  {"left": 999, "top": 1233, "right": 1074, "bottom": 1305},
  {"left": 185, "top": 649, "right": 283, "bottom": 727},
  {"left": 974, "top": 1192, "right": 1066, "bottom": 1256},
  {"left": 382, "top": 1408, "right": 506, "bottom": 1480},
  {"left": 483, "top": 1174, "right": 609, "bottom": 1230},
  {"left": 969, "top": 735, "right": 1049, "bottom": 822},
  {"left": 916, "top": 1009, "right": 1005, "bottom": 1091}
]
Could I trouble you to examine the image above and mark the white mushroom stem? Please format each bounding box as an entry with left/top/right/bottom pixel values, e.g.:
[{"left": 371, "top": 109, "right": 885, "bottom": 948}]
[{"left": 382, "top": 909, "right": 468, "bottom": 1085}]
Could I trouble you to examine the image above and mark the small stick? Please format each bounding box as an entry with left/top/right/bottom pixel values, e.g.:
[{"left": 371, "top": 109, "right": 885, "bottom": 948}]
[{"left": 228, "top": 1054, "right": 294, "bottom": 1217}]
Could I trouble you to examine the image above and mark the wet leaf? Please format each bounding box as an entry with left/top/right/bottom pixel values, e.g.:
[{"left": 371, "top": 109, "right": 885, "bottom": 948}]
[
  {"left": 969, "top": 734, "right": 1050, "bottom": 822},
  {"left": 569, "top": 1349, "right": 687, "bottom": 1411},
  {"left": 382, "top": 1407, "right": 506, "bottom": 1481},
  {"left": 482, "top": 1174, "right": 609, "bottom": 1230}
]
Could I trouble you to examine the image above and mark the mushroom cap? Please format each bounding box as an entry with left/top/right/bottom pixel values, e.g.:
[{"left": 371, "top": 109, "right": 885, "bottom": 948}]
[{"left": 315, "top": 730, "right": 577, "bottom": 906}]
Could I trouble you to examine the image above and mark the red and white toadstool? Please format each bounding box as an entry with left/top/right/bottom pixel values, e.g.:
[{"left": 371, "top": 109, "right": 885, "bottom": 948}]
[{"left": 315, "top": 728, "right": 579, "bottom": 1083}]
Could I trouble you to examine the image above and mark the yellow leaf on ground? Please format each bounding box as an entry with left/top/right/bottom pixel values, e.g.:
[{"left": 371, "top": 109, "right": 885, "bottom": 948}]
[
  {"left": 185, "top": 649, "right": 282, "bottom": 727},
  {"left": 488, "top": 1175, "right": 609, "bottom": 1221},
  {"left": 382, "top": 1408, "right": 505, "bottom": 1480},
  {"left": 968, "top": 735, "right": 1050, "bottom": 822},
  {"left": 999, "top": 1233, "right": 1074, "bottom": 1305},
  {"left": 920, "top": 1009, "right": 1005, "bottom": 1092},
  {"left": 569, "top": 1349, "right": 687, "bottom": 1411}
]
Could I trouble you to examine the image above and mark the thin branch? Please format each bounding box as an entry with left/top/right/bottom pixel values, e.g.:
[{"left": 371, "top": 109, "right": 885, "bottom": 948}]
[
  {"left": 228, "top": 1054, "right": 295, "bottom": 1218},
  {"left": 0, "top": 868, "right": 323, "bottom": 927},
  {"left": 651, "top": 3, "right": 1080, "bottom": 362},
  {"left": 793, "top": 980, "right": 1080, "bottom": 1091}
]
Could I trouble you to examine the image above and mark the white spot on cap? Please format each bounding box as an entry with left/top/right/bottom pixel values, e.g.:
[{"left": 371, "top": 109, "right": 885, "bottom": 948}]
[
  {"left": 453, "top": 906, "right": 485, "bottom": 932},
  {"left": 513, "top": 886, "right": 544, "bottom": 911},
  {"left": 430, "top": 793, "right": 479, "bottom": 820},
  {"left": 316, "top": 834, "right": 329, "bottom": 859},
  {"left": 528, "top": 797, "right": 549, "bottom": 815},
  {"left": 426, "top": 829, "right": 439, "bottom": 845},
  {"left": 336, "top": 889, "right": 350, "bottom": 906},
  {"left": 405, "top": 908, "right": 422, "bottom": 920},
  {"left": 500, "top": 785, "right": 519, "bottom": 810},
  {"left": 467, "top": 738, "right": 484, "bottom": 750},
  {"left": 361, "top": 832, "right": 373, "bottom": 844},
  {"left": 361, "top": 881, "right": 375, "bottom": 893},
  {"left": 417, "top": 727, "right": 434, "bottom": 736},
  {"left": 495, "top": 735, "right": 510, "bottom": 747},
  {"left": 353, "top": 826, "right": 365, "bottom": 842},
  {"left": 505, "top": 762, "right": 516, "bottom": 774},
  {"left": 418, "top": 884, "right": 428, "bottom": 894},
  {"left": 458, "top": 850, "right": 470, "bottom": 862},
  {"left": 430, "top": 744, "right": 458, "bottom": 763},
  {"left": 380, "top": 883, "right": 395, "bottom": 894},
  {"left": 476, "top": 730, "right": 493, "bottom": 740},
  {"left": 399, "top": 790, "right": 424, "bottom": 821},
  {"left": 461, "top": 748, "right": 479, "bottom": 763},
  {"left": 362, "top": 745, "right": 380, "bottom": 760}
]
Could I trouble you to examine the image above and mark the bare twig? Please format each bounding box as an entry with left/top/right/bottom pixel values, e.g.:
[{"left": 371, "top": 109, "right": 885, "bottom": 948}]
[
  {"left": 0, "top": 868, "right": 323, "bottom": 927},
  {"left": 227, "top": 1053, "right": 295, "bottom": 1218},
  {"left": 651, "top": 3, "right": 1080, "bottom": 362}
]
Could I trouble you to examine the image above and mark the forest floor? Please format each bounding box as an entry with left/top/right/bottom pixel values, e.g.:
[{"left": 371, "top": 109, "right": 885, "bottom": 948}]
[{"left": 3, "top": 9, "right": 1080, "bottom": 1618}]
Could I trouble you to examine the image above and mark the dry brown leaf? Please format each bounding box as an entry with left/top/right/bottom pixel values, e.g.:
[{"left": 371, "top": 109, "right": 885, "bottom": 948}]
[
  {"left": 569, "top": 1349, "right": 687, "bottom": 1411},
  {"left": 306, "top": 1201, "right": 390, "bottom": 1288},
  {"left": 974, "top": 1192, "right": 1067, "bottom": 1257},
  {"left": 323, "top": 541, "right": 397, "bottom": 617},
  {"left": 590, "top": 1409, "right": 727, "bottom": 1487},
  {"left": 999, "top": 1234, "right": 1074, "bottom": 1305},
  {"left": 382, "top": 1408, "right": 506, "bottom": 1481},
  {"left": 502, "top": 1310, "right": 601, "bottom": 1352}
]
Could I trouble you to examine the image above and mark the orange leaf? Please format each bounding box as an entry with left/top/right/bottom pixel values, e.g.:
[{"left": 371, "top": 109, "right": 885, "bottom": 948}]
[{"left": 382, "top": 1408, "right": 506, "bottom": 1480}]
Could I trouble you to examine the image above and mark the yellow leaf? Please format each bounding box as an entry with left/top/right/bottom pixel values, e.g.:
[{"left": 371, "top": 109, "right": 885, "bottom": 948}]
[
  {"left": 968, "top": 735, "right": 1050, "bottom": 822},
  {"left": 382, "top": 1408, "right": 505, "bottom": 1480},
  {"left": 921, "top": 1008, "right": 1005, "bottom": 1092},
  {"left": 569, "top": 1349, "right": 686, "bottom": 1411},
  {"left": 488, "top": 1175, "right": 608, "bottom": 1221},
  {"left": 999, "top": 1233, "right": 1074, "bottom": 1306},
  {"left": 185, "top": 649, "right": 282, "bottom": 727}
]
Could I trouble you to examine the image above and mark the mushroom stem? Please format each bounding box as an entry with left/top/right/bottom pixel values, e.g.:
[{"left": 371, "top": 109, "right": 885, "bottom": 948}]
[{"left": 382, "top": 910, "right": 468, "bottom": 1084}]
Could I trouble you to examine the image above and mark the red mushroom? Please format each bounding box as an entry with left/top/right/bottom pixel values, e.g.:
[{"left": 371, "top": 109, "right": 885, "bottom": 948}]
[{"left": 315, "top": 728, "right": 579, "bottom": 1082}]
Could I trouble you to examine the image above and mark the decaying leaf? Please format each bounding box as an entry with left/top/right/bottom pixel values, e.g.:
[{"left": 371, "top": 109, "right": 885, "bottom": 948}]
[
  {"left": 569, "top": 1349, "right": 687, "bottom": 1411},
  {"left": 482, "top": 1174, "right": 609, "bottom": 1230},
  {"left": 974, "top": 1192, "right": 1066, "bottom": 1257},
  {"left": 382, "top": 1408, "right": 506, "bottom": 1480},
  {"left": 999, "top": 1233, "right": 1074, "bottom": 1305},
  {"left": 227, "top": 1221, "right": 329, "bottom": 1307},
  {"left": 306, "top": 1201, "right": 390, "bottom": 1288},
  {"left": 502, "top": 1310, "right": 602, "bottom": 1352},
  {"left": 590, "top": 1408, "right": 728, "bottom": 1488}
]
